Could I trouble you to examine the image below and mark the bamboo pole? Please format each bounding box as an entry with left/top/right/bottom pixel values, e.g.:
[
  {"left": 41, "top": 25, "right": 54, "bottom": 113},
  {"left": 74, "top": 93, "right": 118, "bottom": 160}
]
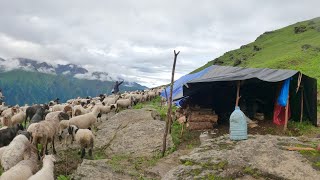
[
  {"left": 162, "top": 50, "right": 180, "bottom": 157},
  {"left": 300, "top": 87, "right": 304, "bottom": 123},
  {"left": 284, "top": 94, "right": 290, "bottom": 131}
]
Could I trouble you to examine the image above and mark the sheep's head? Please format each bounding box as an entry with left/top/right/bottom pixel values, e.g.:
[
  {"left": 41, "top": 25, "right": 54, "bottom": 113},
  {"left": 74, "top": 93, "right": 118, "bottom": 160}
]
[
  {"left": 68, "top": 125, "right": 79, "bottom": 137},
  {"left": 58, "top": 112, "right": 70, "bottom": 120},
  {"left": 44, "top": 154, "right": 56, "bottom": 163}
]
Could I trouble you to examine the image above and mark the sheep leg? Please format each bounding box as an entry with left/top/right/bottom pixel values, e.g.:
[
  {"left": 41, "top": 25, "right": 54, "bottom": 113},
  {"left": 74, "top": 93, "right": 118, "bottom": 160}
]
[
  {"left": 88, "top": 148, "right": 92, "bottom": 157},
  {"left": 81, "top": 148, "right": 86, "bottom": 159},
  {"left": 52, "top": 136, "right": 57, "bottom": 154},
  {"left": 45, "top": 143, "right": 49, "bottom": 155}
]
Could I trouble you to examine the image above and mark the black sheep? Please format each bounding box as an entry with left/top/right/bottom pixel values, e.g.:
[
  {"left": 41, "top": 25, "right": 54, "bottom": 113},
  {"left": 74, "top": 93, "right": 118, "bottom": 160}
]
[
  {"left": 25, "top": 104, "right": 49, "bottom": 125},
  {"left": 0, "top": 124, "right": 24, "bottom": 147},
  {"left": 30, "top": 107, "right": 46, "bottom": 124}
]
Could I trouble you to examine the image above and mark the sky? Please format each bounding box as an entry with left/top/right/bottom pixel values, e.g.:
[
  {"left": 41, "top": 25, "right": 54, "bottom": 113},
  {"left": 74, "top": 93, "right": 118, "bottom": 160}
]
[{"left": 0, "top": 0, "right": 319, "bottom": 87}]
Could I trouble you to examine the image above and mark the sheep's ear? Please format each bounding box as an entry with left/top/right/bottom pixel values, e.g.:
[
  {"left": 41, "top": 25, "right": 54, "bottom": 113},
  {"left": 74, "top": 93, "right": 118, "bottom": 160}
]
[
  {"left": 110, "top": 104, "right": 115, "bottom": 110},
  {"left": 75, "top": 128, "right": 79, "bottom": 134}
]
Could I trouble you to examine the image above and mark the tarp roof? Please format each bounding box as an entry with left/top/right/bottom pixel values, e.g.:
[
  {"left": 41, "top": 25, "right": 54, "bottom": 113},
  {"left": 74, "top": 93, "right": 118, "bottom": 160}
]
[
  {"left": 188, "top": 65, "right": 299, "bottom": 84},
  {"left": 160, "top": 66, "right": 212, "bottom": 104}
]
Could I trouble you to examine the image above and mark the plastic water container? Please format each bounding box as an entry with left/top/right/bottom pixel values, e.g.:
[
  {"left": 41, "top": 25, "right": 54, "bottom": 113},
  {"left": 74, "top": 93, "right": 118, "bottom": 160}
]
[{"left": 230, "top": 106, "right": 247, "bottom": 140}]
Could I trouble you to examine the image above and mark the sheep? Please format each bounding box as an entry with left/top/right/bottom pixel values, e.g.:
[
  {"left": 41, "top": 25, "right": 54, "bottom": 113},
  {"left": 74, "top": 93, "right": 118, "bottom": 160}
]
[
  {"left": 72, "top": 104, "right": 90, "bottom": 117},
  {"left": 68, "top": 125, "right": 94, "bottom": 158},
  {"left": 29, "top": 121, "right": 56, "bottom": 158},
  {"left": 116, "top": 97, "right": 134, "bottom": 112},
  {"left": 1, "top": 116, "right": 12, "bottom": 127},
  {"left": 30, "top": 108, "right": 46, "bottom": 124},
  {"left": 68, "top": 106, "right": 101, "bottom": 129},
  {"left": 0, "top": 146, "right": 7, "bottom": 161},
  {"left": 102, "top": 95, "right": 120, "bottom": 105},
  {"left": 28, "top": 154, "right": 56, "bottom": 180},
  {"left": 51, "top": 104, "right": 65, "bottom": 111},
  {"left": 97, "top": 104, "right": 116, "bottom": 114},
  {"left": 11, "top": 109, "right": 27, "bottom": 126},
  {"left": 25, "top": 104, "right": 49, "bottom": 125},
  {"left": 0, "top": 144, "right": 39, "bottom": 180},
  {"left": 0, "top": 124, "right": 24, "bottom": 147},
  {"left": 45, "top": 111, "right": 69, "bottom": 122},
  {"left": 1, "top": 134, "right": 30, "bottom": 171},
  {"left": 58, "top": 126, "right": 72, "bottom": 146}
]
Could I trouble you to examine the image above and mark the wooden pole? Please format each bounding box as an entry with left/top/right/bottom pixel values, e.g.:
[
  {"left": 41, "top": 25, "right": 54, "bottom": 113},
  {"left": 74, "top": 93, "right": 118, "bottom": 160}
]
[
  {"left": 162, "top": 50, "right": 180, "bottom": 157},
  {"left": 300, "top": 87, "right": 304, "bottom": 123},
  {"left": 235, "top": 81, "right": 241, "bottom": 107},
  {"left": 284, "top": 94, "right": 290, "bottom": 131}
]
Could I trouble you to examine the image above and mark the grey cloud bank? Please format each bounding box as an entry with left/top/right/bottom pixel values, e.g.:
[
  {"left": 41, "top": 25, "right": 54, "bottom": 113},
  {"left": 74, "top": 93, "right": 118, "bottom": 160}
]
[{"left": 0, "top": 0, "right": 319, "bottom": 87}]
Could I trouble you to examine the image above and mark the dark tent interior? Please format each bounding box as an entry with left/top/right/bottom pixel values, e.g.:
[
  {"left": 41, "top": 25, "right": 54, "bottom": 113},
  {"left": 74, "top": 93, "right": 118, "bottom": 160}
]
[{"left": 182, "top": 72, "right": 317, "bottom": 126}]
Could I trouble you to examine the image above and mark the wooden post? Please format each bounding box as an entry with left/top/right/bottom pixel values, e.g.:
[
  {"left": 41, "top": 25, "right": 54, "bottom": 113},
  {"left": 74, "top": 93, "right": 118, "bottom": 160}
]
[
  {"left": 235, "top": 81, "right": 241, "bottom": 107},
  {"left": 300, "top": 87, "right": 304, "bottom": 123},
  {"left": 284, "top": 94, "right": 290, "bottom": 131},
  {"left": 162, "top": 50, "right": 180, "bottom": 157}
]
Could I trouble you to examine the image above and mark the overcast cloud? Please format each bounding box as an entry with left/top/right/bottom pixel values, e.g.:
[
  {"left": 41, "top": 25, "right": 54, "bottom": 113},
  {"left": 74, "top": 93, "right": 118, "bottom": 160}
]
[{"left": 0, "top": 0, "right": 319, "bottom": 87}]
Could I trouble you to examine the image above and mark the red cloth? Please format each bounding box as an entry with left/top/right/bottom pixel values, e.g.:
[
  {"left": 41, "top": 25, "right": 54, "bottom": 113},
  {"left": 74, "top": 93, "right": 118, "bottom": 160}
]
[{"left": 273, "top": 102, "right": 291, "bottom": 125}]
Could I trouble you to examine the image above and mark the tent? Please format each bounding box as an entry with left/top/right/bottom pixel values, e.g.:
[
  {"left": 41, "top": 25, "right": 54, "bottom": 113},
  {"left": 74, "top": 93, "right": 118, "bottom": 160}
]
[
  {"left": 181, "top": 65, "right": 317, "bottom": 125},
  {"left": 160, "top": 66, "right": 212, "bottom": 106}
]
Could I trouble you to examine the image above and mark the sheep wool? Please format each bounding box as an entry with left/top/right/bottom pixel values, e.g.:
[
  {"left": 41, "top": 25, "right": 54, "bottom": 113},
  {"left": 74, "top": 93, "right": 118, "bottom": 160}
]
[
  {"left": 0, "top": 145, "right": 39, "bottom": 180},
  {"left": 28, "top": 155, "right": 56, "bottom": 180},
  {"left": 1, "top": 134, "right": 30, "bottom": 171},
  {"left": 69, "top": 106, "right": 100, "bottom": 129}
]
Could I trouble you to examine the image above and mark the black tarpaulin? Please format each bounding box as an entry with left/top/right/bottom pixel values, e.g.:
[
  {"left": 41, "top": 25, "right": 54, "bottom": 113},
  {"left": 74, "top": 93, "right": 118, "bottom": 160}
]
[
  {"left": 188, "top": 65, "right": 298, "bottom": 83},
  {"left": 182, "top": 65, "right": 317, "bottom": 125}
]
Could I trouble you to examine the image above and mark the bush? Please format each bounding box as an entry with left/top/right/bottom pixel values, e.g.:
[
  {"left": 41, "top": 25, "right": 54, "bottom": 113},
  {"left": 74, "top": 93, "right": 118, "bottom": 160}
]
[{"left": 294, "top": 25, "right": 307, "bottom": 34}]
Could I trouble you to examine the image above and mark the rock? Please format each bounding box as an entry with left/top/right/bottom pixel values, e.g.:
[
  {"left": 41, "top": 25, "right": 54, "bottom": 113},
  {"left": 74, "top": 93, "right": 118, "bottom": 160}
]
[
  {"left": 72, "top": 159, "right": 132, "bottom": 180},
  {"left": 164, "top": 135, "right": 320, "bottom": 180},
  {"left": 151, "top": 110, "right": 161, "bottom": 120},
  {"left": 95, "top": 109, "right": 173, "bottom": 157}
]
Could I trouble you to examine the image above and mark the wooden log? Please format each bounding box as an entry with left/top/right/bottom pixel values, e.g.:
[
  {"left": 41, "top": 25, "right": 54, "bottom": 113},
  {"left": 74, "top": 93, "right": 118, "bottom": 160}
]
[
  {"left": 284, "top": 94, "right": 290, "bottom": 131},
  {"left": 190, "top": 110, "right": 215, "bottom": 116},
  {"left": 189, "top": 114, "right": 218, "bottom": 123},
  {"left": 285, "top": 146, "right": 315, "bottom": 151},
  {"left": 187, "top": 122, "right": 213, "bottom": 130}
]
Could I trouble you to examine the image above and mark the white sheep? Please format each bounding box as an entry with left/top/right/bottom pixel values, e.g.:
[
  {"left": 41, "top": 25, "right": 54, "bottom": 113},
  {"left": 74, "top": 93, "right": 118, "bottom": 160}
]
[
  {"left": 0, "top": 144, "right": 39, "bottom": 180},
  {"left": 27, "top": 120, "right": 57, "bottom": 157},
  {"left": 0, "top": 146, "right": 7, "bottom": 161},
  {"left": 1, "top": 134, "right": 30, "bottom": 171},
  {"left": 28, "top": 154, "right": 56, "bottom": 180},
  {"left": 11, "top": 109, "right": 27, "bottom": 126},
  {"left": 116, "top": 97, "right": 133, "bottom": 111},
  {"left": 69, "top": 125, "right": 94, "bottom": 158},
  {"left": 69, "top": 106, "right": 100, "bottom": 129},
  {"left": 102, "top": 95, "right": 120, "bottom": 105},
  {"left": 72, "top": 104, "right": 90, "bottom": 117}
]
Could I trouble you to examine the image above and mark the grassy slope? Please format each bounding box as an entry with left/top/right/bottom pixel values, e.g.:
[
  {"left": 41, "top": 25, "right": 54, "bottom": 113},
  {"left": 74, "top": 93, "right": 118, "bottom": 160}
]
[{"left": 192, "top": 17, "right": 320, "bottom": 89}]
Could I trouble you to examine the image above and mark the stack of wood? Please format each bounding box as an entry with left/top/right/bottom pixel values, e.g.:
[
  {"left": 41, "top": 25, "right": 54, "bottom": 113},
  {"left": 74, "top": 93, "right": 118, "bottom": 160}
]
[{"left": 187, "top": 108, "right": 218, "bottom": 130}]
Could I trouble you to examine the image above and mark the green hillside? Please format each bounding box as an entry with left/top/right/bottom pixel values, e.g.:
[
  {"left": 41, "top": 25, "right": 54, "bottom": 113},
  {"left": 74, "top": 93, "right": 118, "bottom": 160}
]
[
  {"left": 193, "top": 17, "right": 320, "bottom": 88},
  {"left": 0, "top": 70, "right": 146, "bottom": 106}
]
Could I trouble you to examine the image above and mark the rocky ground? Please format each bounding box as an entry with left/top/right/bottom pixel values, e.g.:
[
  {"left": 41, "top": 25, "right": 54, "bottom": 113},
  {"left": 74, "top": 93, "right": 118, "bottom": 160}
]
[
  {"left": 51, "top": 108, "right": 320, "bottom": 180},
  {"left": 60, "top": 108, "right": 174, "bottom": 180},
  {"left": 163, "top": 134, "right": 320, "bottom": 180}
]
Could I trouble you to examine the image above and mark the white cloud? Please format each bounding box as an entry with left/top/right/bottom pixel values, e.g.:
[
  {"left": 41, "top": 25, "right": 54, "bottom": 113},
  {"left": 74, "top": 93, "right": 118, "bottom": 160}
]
[{"left": 0, "top": 0, "right": 319, "bottom": 87}]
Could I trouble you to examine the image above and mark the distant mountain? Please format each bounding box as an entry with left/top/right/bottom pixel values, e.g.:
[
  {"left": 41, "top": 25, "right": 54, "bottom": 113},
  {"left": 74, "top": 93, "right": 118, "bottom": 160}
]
[
  {"left": 0, "top": 58, "right": 119, "bottom": 81},
  {"left": 191, "top": 17, "right": 320, "bottom": 89},
  {"left": 0, "top": 58, "right": 147, "bottom": 105}
]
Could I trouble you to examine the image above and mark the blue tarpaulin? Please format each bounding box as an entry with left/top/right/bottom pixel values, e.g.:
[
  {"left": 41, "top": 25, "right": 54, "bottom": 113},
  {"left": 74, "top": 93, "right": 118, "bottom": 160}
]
[
  {"left": 277, "top": 78, "right": 291, "bottom": 106},
  {"left": 160, "top": 66, "right": 212, "bottom": 106}
]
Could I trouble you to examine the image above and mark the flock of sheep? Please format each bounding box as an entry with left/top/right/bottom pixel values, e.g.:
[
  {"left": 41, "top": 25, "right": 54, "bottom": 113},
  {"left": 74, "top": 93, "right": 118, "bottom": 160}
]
[{"left": 0, "top": 87, "right": 164, "bottom": 180}]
